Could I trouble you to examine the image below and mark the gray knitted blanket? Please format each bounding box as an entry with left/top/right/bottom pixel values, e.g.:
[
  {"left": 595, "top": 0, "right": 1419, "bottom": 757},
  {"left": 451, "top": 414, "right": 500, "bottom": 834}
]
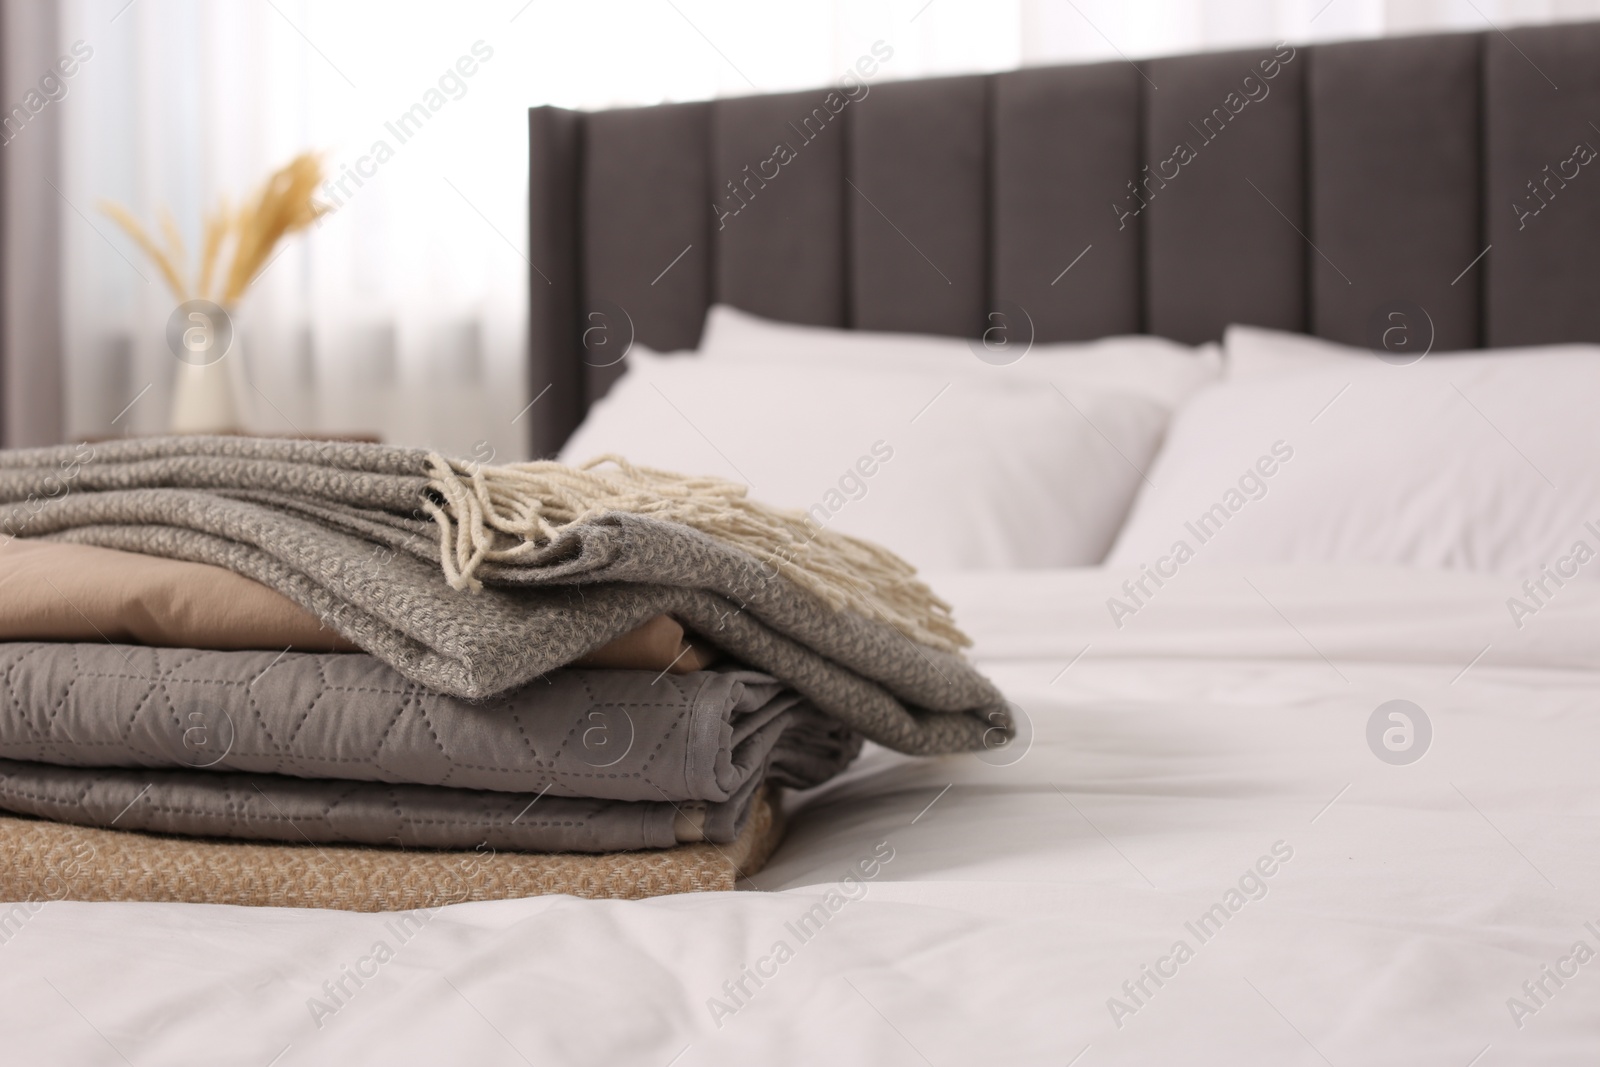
[{"left": 0, "top": 437, "right": 1010, "bottom": 756}]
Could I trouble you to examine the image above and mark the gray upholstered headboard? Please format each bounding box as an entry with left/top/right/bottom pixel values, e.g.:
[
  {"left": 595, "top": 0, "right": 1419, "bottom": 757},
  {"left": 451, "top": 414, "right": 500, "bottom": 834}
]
[{"left": 525, "top": 20, "right": 1600, "bottom": 456}]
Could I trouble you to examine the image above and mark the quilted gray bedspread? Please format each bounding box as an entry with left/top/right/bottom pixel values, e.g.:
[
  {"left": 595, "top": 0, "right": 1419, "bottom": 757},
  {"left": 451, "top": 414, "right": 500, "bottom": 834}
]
[
  {"left": 0, "top": 761, "right": 766, "bottom": 852},
  {"left": 0, "top": 437, "right": 1008, "bottom": 756},
  {"left": 0, "top": 643, "right": 856, "bottom": 850}
]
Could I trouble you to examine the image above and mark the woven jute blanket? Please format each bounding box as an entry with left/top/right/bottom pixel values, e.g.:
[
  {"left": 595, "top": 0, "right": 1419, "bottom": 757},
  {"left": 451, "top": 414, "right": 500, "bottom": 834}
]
[
  {"left": 0, "top": 788, "right": 784, "bottom": 911},
  {"left": 0, "top": 437, "right": 1011, "bottom": 755}
]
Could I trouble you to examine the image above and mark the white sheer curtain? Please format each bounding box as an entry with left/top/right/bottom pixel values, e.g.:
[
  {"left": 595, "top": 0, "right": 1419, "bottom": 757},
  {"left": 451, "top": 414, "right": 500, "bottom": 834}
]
[{"left": 49, "top": 0, "right": 1600, "bottom": 458}]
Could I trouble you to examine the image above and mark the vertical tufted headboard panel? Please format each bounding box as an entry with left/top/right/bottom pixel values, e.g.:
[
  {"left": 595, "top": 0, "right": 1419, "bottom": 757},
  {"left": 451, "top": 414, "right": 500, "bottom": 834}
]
[{"left": 526, "top": 21, "right": 1600, "bottom": 456}]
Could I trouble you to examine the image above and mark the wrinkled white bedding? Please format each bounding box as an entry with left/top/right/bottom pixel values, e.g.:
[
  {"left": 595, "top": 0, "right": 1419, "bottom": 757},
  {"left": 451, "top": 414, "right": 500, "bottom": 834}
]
[{"left": 4, "top": 566, "right": 1597, "bottom": 1065}]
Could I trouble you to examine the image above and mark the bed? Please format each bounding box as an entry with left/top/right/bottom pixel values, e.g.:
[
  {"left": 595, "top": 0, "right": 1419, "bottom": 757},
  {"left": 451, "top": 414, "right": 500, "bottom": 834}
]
[
  {"left": 9, "top": 20, "right": 1600, "bottom": 1066},
  {"left": 6, "top": 568, "right": 1598, "bottom": 1063}
]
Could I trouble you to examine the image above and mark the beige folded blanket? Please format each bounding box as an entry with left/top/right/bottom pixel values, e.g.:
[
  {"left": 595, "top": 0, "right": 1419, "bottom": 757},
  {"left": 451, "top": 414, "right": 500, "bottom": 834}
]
[
  {"left": 0, "top": 539, "right": 711, "bottom": 671},
  {"left": 0, "top": 786, "right": 782, "bottom": 909}
]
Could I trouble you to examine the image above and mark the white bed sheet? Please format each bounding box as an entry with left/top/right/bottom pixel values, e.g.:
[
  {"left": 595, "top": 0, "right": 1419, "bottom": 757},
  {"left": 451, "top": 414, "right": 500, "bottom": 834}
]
[{"left": 3, "top": 566, "right": 1598, "bottom": 1065}]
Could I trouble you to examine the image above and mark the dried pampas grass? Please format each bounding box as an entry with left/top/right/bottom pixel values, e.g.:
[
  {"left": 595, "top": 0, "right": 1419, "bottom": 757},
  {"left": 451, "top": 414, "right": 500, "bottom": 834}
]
[{"left": 100, "top": 152, "right": 328, "bottom": 305}]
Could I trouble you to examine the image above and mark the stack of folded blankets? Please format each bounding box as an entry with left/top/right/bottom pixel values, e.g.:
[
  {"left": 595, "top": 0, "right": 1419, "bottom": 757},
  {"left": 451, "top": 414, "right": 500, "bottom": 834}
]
[{"left": 0, "top": 437, "right": 1008, "bottom": 910}]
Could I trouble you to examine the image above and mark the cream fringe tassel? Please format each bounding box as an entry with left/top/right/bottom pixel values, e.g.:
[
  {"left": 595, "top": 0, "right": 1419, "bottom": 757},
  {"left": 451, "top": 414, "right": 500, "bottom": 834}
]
[{"left": 422, "top": 453, "right": 969, "bottom": 653}]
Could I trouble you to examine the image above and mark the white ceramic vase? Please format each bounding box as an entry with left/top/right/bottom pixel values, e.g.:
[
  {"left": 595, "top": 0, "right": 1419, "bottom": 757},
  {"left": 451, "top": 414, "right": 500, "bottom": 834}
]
[{"left": 169, "top": 315, "right": 249, "bottom": 435}]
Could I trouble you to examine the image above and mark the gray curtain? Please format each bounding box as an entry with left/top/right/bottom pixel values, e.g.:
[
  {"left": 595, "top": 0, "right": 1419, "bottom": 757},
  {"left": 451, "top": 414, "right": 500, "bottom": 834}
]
[{"left": 0, "top": 0, "right": 64, "bottom": 448}]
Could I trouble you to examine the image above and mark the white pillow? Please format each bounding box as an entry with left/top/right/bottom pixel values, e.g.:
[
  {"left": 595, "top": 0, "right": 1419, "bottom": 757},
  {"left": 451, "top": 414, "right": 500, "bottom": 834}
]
[
  {"left": 1223, "top": 323, "right": 1387, "bottom": 379},
  {"left": 1108, "top": 329, "right": 1600, "bottom": 578},
  {"left": 561, "top": 346, "right": 1169, "bottom": 571},
  {"left": 700, "top": 304, "right": 1221, "bottom": 412}
]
